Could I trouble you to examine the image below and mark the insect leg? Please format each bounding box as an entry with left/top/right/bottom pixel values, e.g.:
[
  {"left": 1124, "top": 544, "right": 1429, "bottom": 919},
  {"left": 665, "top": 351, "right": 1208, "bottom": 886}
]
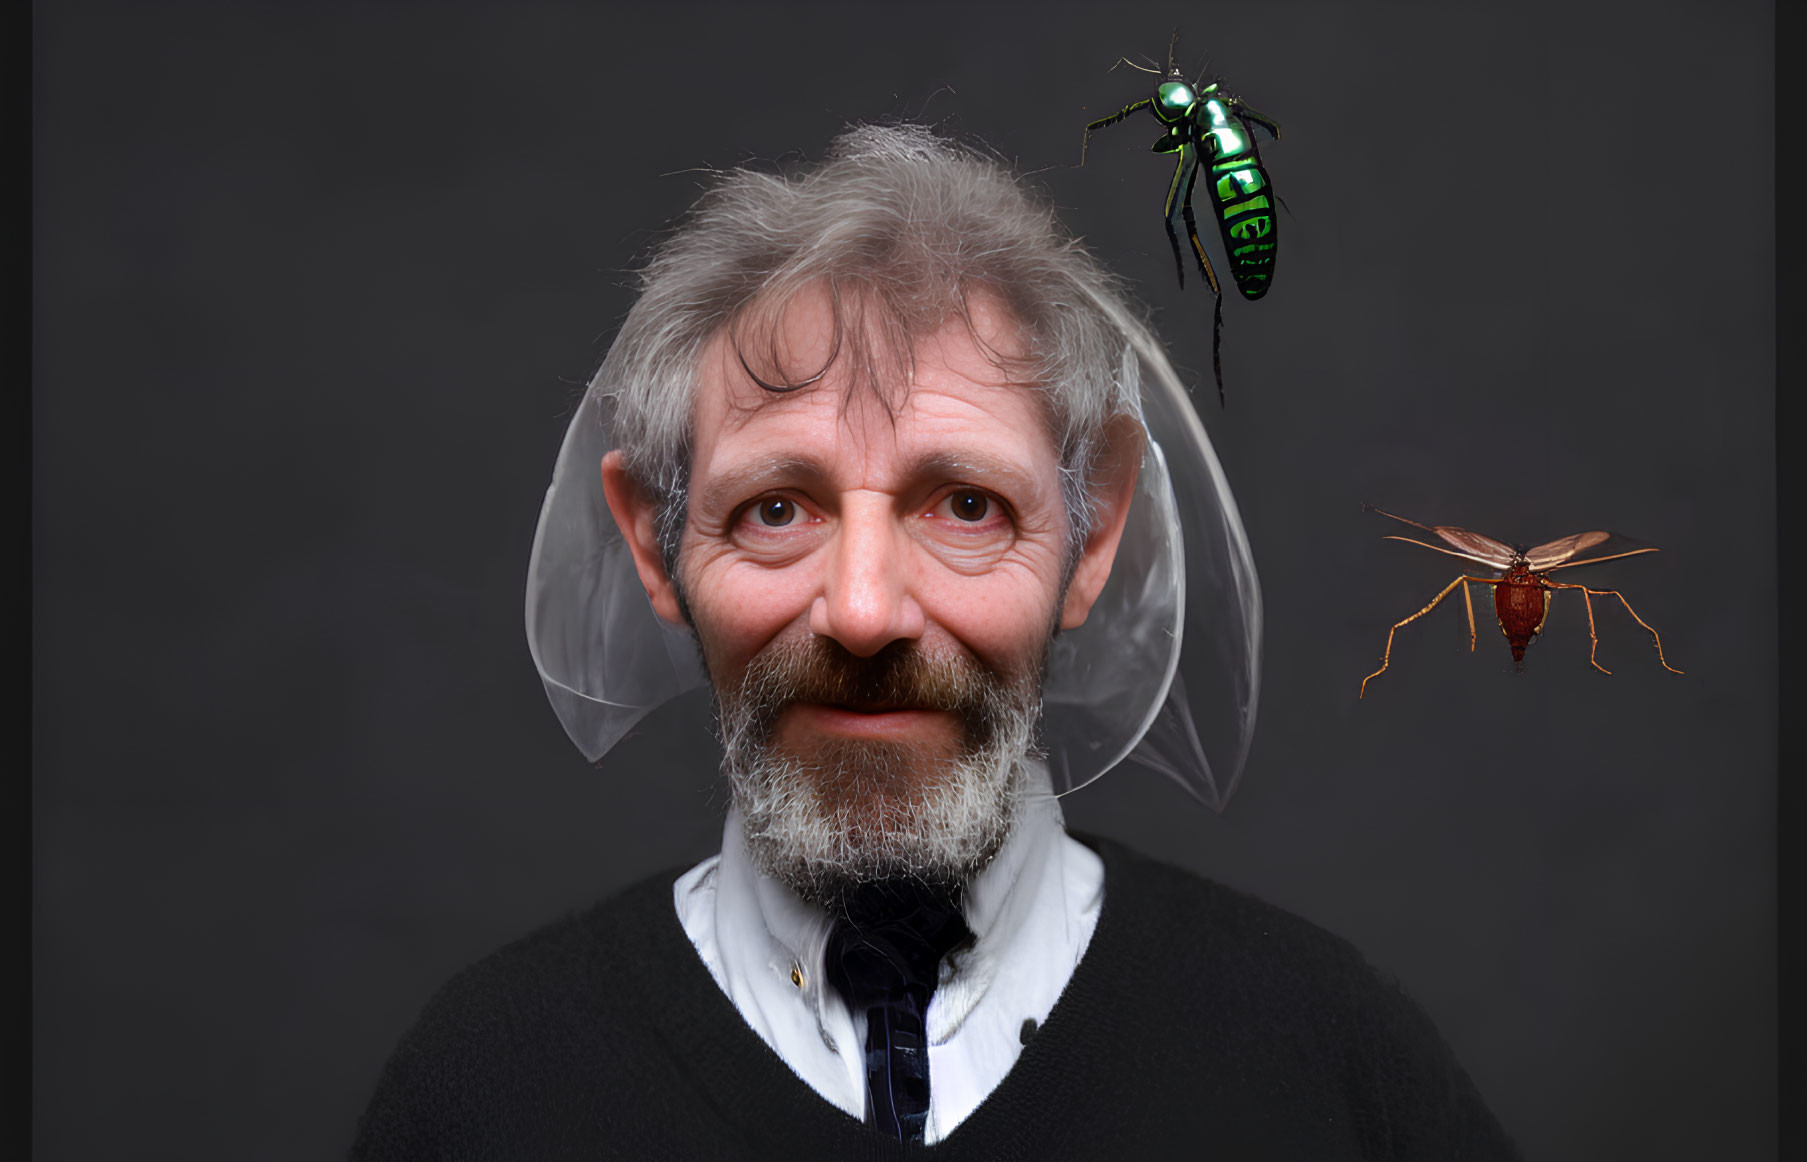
[
  {"left": 1081, "top": 99, "right": 1152, "bottom": 165},
  {"left": 1548, "top": 583, "right": 1685, "bottom": 674},
  {"left": 1461, "top": 577, "right": 1477, "bottom": 652},
  {"left": 1232, "top": 102, "right": 1283, "bottom": 141},
  {"left": 1176, "top": 152, "right": 1222, "bottom": 297},
  {"left": 1174, "top": 154, "right": 1230, "bottom": 403},
  {"left": 1210, "top": 292, "right": 1225, "bottom": 406},
  {"left": 1545, "top": 584, "right": 1610, "bottom": 673},
  {"left": 1360, "top": 576, "right": 1499, "bottom": 698},
  {"left": 1162, "top": 149, "right": 1195, "bottom": 290}
]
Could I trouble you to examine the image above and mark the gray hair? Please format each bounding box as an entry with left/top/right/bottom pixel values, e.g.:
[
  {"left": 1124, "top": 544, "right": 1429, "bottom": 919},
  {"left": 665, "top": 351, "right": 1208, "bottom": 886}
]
[{"left": 594, "top": 122, "right": 1149, "bottom": 578}]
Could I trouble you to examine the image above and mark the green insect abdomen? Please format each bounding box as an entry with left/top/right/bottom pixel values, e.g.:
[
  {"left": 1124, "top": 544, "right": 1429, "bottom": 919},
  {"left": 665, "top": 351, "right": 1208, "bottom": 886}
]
[{"left": 1206, "top": 150, "right": 1276, "bottom": 300}]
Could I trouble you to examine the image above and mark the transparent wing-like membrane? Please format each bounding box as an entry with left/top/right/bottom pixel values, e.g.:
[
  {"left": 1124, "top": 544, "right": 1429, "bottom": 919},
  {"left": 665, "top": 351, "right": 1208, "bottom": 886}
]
[
  {"left": 527, "top": 332, "right": 1262, "bottom": 810},
  {"left": 1524, "top": 530, "right": 1611, "bottom": 571},
  {"left": 524, "top": 390, "right": 707, "bottom": 763},
  {"left": 1043, "top": 334, "right": 1261, "bottom": 810}
]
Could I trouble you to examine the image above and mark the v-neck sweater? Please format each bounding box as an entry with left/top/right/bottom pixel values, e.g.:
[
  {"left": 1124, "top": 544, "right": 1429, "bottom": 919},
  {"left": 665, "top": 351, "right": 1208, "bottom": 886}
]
[{"left": 353, "top": 834, "right": 1520, "bottom": 1160}]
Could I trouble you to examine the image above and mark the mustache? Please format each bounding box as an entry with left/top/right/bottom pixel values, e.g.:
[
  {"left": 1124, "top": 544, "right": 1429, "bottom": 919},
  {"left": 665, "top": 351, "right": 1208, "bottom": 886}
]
[{"left": 730, "top": 634, "right": 1012, "bottom": 723}]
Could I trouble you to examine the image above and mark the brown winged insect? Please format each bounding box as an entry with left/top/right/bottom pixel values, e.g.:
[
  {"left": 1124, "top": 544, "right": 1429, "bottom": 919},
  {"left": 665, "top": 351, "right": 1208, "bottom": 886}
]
[{"left": 1358, "top": 506, "right": 1684, "bottom": 698}]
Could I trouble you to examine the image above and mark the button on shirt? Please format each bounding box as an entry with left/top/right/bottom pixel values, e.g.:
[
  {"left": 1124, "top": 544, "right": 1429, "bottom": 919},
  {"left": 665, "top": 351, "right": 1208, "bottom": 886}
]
[{"left": 673, "top": 762, "right": 1105, "bottom": 1144}]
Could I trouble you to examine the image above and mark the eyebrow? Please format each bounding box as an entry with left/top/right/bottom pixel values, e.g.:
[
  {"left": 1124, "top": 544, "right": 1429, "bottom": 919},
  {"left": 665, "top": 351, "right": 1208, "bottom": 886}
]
[
  {"left": 692, "top": 450, "right": 1049, "bottom": 513},
  {"left": 694, "top": 456, "right": 830, "bottom": 516},
  {"left": 907, "top": 453, "right": 1044, "bottom": 504}
]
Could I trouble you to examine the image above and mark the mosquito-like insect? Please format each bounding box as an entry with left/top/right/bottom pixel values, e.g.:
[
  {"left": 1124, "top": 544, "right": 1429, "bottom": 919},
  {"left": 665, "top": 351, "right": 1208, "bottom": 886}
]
[
  {"left": 1358, "top": 506, "right": 1684, "bottom": 698},
  {"left": 1079, "top": 32, "right": 1281, "bottom": 406}
]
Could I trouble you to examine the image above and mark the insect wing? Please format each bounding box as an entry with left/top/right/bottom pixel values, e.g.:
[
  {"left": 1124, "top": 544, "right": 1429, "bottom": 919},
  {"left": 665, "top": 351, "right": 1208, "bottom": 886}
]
[
  {"left": 1380, "top": 535, "right": 1510, "bottom": 569},
  {"left": 1426, "top": 526, "right": 1517, "bottom": 568},
  {"left": 1524, "top": 531, "right": 1611, "bottom": 571},
  {"left": 1366, "top": 506, "right": 1515, "bottom": 568}
]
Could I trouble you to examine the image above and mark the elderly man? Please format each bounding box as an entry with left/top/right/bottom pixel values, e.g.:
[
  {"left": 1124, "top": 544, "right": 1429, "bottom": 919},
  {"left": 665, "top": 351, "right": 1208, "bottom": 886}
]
[{"left": 354, "top": 124, "right": 1518, "bottom": 1159}]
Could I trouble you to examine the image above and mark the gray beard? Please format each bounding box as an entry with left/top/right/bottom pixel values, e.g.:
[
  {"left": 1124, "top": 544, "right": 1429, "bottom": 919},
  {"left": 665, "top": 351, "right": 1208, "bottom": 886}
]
[{"left": 714, "top": 649, "right": 1043, "bottom": 908}]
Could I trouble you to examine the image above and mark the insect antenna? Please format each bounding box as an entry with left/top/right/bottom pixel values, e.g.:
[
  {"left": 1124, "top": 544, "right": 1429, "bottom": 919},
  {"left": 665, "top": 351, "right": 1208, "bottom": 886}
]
[
  {"left": 1167, "top": 28, "right": 1180, "bottom": 75},
  {"left": 1111, "top": 56, "right": 1162, "bottom": 75},
  {"left": 1192, "top": 51, "right": 1214, "bottom": 89}
]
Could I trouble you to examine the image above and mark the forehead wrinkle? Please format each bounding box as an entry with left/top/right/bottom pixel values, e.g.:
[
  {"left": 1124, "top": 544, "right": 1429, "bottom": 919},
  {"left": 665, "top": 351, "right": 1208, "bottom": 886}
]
[{"left": 693, "top": 302, "right": 1062, "bottom": 508}]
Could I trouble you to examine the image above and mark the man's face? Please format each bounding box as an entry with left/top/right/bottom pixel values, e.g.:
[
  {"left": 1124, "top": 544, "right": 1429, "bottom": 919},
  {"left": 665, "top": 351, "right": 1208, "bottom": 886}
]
[{"left": 603, "top": 286, "right": 1135, "bottom": 901}]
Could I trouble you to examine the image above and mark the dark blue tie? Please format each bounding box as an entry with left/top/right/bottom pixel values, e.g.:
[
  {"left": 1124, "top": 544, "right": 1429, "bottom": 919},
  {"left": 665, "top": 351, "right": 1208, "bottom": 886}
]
[{"left": 823, "top": 881, "right": 973, "bottom": 1143}]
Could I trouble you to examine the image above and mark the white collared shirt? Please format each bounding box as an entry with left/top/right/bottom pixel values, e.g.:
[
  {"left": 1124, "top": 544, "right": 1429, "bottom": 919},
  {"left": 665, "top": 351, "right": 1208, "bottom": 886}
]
[{"left": 673, "top": 762, "right": 1105, "bottom": 1144}]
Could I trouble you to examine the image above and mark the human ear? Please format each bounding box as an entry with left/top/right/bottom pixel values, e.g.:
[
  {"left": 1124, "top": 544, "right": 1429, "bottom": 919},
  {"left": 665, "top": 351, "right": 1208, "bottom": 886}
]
[
  {"left": 600, "top": 450, "right": 687, "bottom": 627},
  {"left": 1059, "top": 416, "right": 1145, "bottom": 631}
]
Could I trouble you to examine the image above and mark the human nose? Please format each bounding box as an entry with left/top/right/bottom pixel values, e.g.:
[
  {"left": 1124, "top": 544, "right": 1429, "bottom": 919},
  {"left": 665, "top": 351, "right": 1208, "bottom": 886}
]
[{"left": 808, "top": 495, "right": 925, "bottom": 656}]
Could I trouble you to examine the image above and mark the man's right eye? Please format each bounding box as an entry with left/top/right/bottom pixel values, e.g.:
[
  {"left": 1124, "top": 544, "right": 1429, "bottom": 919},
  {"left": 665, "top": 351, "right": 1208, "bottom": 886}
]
[{"left": 755, "top": 497, "right": 798, "bottom": 527}]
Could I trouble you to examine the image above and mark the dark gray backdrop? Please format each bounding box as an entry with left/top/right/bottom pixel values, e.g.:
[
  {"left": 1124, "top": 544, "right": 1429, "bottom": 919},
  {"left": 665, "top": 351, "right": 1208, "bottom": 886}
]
[{"left": 32, "top": 1, "right": 1776, "bottom": 1158}]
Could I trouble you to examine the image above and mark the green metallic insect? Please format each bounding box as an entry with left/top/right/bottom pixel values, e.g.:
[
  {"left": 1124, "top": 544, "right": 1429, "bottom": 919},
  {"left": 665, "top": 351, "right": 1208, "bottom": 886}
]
[{"left": 1081, "top": 43, "right": 1282, "bottom": 404}]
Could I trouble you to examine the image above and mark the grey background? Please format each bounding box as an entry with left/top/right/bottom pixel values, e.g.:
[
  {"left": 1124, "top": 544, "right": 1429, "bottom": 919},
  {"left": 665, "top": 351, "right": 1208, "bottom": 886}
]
[{"left": 32, "top": 1, "right": 1775, "bottom": 1158}]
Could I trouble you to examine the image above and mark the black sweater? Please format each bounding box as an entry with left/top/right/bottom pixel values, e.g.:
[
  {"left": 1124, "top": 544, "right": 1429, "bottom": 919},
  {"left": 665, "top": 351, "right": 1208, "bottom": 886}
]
[{"left": 353, "top": 835, "right": 1520, "bottom": 1160}]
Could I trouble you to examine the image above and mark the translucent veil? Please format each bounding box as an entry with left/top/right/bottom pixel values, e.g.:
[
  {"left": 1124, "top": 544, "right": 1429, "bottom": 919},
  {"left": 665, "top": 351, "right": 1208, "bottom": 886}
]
[{"left": 524, "top": 300, "right": 1262, "bottom": 811}]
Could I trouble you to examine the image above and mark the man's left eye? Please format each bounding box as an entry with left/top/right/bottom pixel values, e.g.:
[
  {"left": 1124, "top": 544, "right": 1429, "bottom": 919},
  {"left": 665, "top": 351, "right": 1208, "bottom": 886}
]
[{"left": 947, "top": 491, "right": 990, "bottom": 522}]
